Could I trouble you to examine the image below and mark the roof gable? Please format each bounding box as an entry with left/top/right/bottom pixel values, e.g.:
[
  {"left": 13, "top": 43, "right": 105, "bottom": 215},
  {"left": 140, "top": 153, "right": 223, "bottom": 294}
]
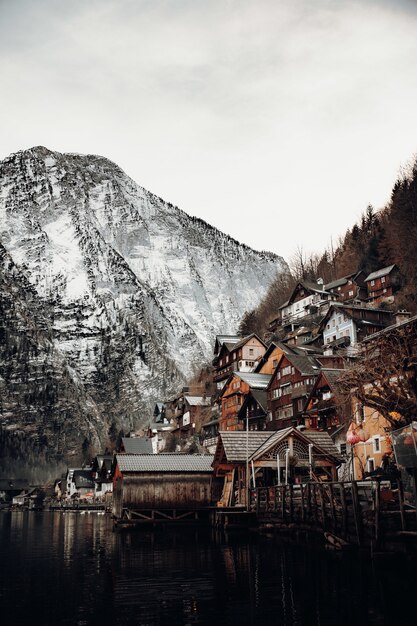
[
  {"left": 249, "top": 428, "right": 343, "bottom": 463},
  {"left": 215, "top": 431, "right": 272, "bottom": 463}
]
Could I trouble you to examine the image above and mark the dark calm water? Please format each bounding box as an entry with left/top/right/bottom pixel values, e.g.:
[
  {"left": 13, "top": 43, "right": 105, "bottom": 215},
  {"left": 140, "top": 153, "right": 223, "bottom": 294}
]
[{"left": 0, "top": 512, "right": 415, "bottom": 626}]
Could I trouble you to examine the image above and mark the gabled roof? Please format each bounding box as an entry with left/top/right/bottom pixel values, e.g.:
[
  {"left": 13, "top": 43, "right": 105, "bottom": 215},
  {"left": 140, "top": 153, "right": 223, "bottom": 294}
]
[
  {"left": 116, "top": 454, "right": 213, "bottom": 473},
  {"left": 233, "top": 372, "right": 272, "bottom": 390},
  {"left": 280, "top": 353, "right": 321, "bottom": 376},
  {"left": 249, "top": 428, "right": 343, "bottom": 463},
  {"left": 73, "top": 470, "right": 94, "bottom": 489},
  {"left": 122, "top": 437, "right": 154, "bottom": 454},
  {"left": 214, "top": 335, "right": 243, "bottom": 355},
  {"left": 229, "top": 333, "right": 267, "bottom": 352},
  {"left": 365, "top": 264, "right": 397, "bottom": 282},
  {"left": 324, "top": 271, "right": 365, "bottom": 291},
  {"left": 304, "top": 368, "right": 348, "bottom": 412},
  {"left": 238, "top": 389, "right": 268, "bottom": 417},
  {"left": 216, "top": 431, "right": 272, "bottom": 462},
  {"left": 184, "top": 395, "right": 211, "bottom": 407},
  {"left": 280, "top": 281, "right": 333, "bottom": 309},
  {"left": 303, "top": 431, "right": 344, "bottom": 460}
]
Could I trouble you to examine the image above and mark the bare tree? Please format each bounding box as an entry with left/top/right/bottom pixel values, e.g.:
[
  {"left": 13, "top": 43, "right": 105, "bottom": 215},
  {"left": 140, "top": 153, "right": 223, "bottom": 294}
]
[{"left": 339, "top": 319, "right": 417, "bottom": 429}]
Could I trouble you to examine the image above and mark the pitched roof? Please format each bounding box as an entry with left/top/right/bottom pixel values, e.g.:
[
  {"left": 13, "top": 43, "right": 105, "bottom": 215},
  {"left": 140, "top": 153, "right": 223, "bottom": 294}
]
[
  {"left": 238, "top": 389, "right": 269, "bottom": 419},
  {"left": 116, "top": 454, "right": 214, "bottom": 473},
  {"left": 283, "top": 354, "right": 321, "bottom": 376},
  {"left": 214, "top": 335, "right": 243, "bottom": 354},
  {"left": 122, "top": 437, "right": 154, "bottom": 454},
  {"left": 73, "top": 470, "right": 94, "bottom": 489},
  {"left": 217, "top": 431, "right": 272, "bottom": 462},
  {"left": 303, "top": 431, "right": 343, "bottom": 460},
  {"left": 235, "top": 372, "right": 272, "bottom": 389},
  {"left": 280, "top": 281, "right": 333, "bottom": 309},
  {"left": 249, "top": 428, "right": 343, "bottom": 462},
  {"left": 365, "top": 264, "right": 397, "bottom": 282},
  {"left": 185, "top": 395, "right": 211, "bottom": 407}
]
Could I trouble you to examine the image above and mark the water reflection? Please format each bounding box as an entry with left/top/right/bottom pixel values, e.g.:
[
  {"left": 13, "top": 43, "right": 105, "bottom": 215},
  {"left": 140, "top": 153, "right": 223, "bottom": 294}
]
[{"left": 0, "top": 512, "right": 416, "bottom": 625}]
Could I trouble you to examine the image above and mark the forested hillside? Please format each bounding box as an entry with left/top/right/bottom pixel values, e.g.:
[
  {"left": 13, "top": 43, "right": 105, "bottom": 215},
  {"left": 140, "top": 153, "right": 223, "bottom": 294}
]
[{"left": 241, "top": 156, "right": 417, "bottom": 338}]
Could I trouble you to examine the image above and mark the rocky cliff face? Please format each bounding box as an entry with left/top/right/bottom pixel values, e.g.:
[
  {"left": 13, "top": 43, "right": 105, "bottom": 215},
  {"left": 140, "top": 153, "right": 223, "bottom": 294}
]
[{"left": 0, "top": 146, "right": 288, "bottom": 471}]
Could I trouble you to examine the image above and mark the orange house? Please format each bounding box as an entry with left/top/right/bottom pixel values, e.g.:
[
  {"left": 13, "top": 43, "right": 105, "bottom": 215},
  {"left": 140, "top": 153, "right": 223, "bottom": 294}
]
[
  {"left": 219, "top": 372, "right": 272, "bottom": 431},
  {"left": 351, "top": 403, "right": 392, "bottom": 479}
]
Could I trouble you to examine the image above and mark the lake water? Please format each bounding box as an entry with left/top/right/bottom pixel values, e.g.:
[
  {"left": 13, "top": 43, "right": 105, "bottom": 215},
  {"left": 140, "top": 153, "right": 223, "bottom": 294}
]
[{"left": 0, "top": 511, "right": 415, "bottom": 626}]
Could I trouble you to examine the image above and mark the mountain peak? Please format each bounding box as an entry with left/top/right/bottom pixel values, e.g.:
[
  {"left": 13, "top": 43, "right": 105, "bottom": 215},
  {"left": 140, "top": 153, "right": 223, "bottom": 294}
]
[{"left": 0, "top": 147, "right": 288, "bottom": 470}]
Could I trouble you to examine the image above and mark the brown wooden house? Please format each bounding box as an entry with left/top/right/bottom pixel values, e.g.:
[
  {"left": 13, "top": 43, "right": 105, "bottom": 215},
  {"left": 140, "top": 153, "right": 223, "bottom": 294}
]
[
  {"left": 267, "top": 353, "right": 321, "bottom": 430},
  {"left": 219, "top": 372, "right": 271, "bottom": 431},
  {"left": 303, "top": 369, "right": 350, "bottom": 433},
  {"left": 324, "top": 271, "right": 367, "bottom": 303},
  {"left": 364, "top": 264, "right": 401, "bottom": 305},
  {"left": 212, "top": 334, "right": 267, "bottom": 390}
]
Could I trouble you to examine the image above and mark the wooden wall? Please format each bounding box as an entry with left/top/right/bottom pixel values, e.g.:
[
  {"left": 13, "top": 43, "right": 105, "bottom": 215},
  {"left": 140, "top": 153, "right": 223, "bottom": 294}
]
[{"left": 113, "top": 472, "right": 213, "bottom": 516}]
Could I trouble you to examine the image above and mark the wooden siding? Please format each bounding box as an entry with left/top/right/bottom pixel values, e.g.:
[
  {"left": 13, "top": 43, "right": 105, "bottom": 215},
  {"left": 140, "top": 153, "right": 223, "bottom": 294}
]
[{"left": 113, "top": 472, "right": 212, "bottom": 516}]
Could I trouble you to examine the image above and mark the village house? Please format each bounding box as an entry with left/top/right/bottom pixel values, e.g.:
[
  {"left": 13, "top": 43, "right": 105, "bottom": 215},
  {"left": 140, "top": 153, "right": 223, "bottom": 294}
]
[
  {"left": 91, "top": 454, "right": 114, "bottom": 499},
  {"left": 171, "top": 393, "right": 212, "bottom": 440},
  {"left": 212, "top": 334, "right": 267, "bottom": 390},
  {"left": 303, "top": 368, "right": 351, "bottom": 466},
  {"left": 319, "top": 304, "right": 393, "bottom": 353},
  {"left": 237, "top": 388, "right": 269, "bottom": 431},
  {"left": 219, "top": 372, "right": 271, "bottom": 431},
  {"left": 267, "top": 353, "right": 321, "bottom": 430},
  {"left": 364, "top": 264, "right": 401, "bottom": 306},
  {"left": 65, "top": 468, "right": 95, "bottom": 500},
  {"left": 350, "top": 402, "right": 392, "bottom": 479},
  {"left": 278, "top": 281, "right": 337, "bottom": 326},
  {"left": 324, "top": 271, "right": 367, "bottom": 303}
]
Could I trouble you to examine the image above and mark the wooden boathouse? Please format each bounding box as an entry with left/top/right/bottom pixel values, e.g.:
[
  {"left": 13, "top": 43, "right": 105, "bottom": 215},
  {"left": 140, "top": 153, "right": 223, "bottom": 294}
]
[{"left": 112, "top": 453, "right": 214, "bottom": 526}]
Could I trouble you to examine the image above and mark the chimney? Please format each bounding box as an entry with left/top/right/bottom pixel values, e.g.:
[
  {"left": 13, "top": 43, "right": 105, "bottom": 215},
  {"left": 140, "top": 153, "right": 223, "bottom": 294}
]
[{"left": 395, "top": 310, "right": 411, "bottom": 325}]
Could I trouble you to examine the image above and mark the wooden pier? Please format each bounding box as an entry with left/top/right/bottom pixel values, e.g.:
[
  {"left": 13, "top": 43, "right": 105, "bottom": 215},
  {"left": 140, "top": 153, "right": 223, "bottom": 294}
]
[{"left": 250, "top": 479, "right": 417, "bottom": 551}]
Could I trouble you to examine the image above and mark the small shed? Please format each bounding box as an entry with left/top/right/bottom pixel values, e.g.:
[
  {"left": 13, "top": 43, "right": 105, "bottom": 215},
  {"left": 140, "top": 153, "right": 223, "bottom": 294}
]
[{"left": 113, "top": 454, "right": 214, "bottom": 518}]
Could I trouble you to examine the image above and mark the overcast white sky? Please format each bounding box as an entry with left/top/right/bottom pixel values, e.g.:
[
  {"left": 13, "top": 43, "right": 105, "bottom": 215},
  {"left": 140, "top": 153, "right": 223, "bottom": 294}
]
[{"left": 1, "top": 0, "right": 417, "bottom": 260}]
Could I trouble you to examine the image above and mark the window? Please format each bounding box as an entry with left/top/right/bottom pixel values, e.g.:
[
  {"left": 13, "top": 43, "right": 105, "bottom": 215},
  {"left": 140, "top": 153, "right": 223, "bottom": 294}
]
[
  {"left": 272, "top": 359, "right": 278, "bottom": 368},
  {"left": 367, "top": 458, "right": 375, "bottom": 473},
  {"left": 370, "top": 280, "right": 375, "bottom": 286},
  {"left": 332, "top": 319, "right": 336, "bottom": 327},
  {"left": 348, "top": 290, "right": 354, "bottom": 297},
  {"left": 339, "top": 443, "right": 347, "bottom": 456},
  {"left": 373, "top": 436, "right": 381, "bottom": 453},
  {"left": 381, "top": 276, "right": 385, "bottom": 283},
  {"left": 249, "top": 348, "right": 254, "bottom": 355}
]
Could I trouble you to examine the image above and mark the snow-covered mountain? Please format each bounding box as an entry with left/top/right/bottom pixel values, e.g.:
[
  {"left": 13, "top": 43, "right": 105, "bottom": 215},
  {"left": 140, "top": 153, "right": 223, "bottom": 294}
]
[{"left": 0, "top": 146, "right": 288, "bottom": 469}]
